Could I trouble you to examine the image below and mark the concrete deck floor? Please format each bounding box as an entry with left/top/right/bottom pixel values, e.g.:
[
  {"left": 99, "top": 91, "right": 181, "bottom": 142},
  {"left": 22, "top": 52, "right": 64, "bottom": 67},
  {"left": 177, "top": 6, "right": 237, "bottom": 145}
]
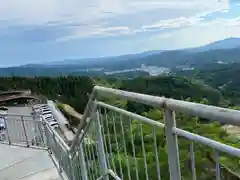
[{"left": 0, "top": 144, "right": 60, "bottom": 180}]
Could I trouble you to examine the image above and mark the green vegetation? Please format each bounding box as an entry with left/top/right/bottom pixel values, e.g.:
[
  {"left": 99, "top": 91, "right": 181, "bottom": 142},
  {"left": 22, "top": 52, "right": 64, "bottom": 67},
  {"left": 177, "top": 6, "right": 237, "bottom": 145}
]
[
  {"left": 175, "top": 63, "right": 240, "bottom": 105},
  {"left": 118, "top": 75, "right": 223, "bottom": 113},
  {"left": 95, "top": 75, "right": 240, "bottom": 179},
  {"left": 99, "top": 107, "right": 240, "bottom": 180},
  {"left": 0, "top": 76, "right": 93, "bottom": 113},
  {"left": 1, "top": 71, "right": 240, "bottom": 179}
]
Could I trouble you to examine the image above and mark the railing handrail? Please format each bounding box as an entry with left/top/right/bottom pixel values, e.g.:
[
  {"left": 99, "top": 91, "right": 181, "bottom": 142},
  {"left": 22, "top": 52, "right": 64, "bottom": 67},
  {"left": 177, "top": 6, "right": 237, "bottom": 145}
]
[
  {"left": 0, "top": 113, "right": 36, "bottom": 118},
  {"left": 4, "top": 85, "right": 238, "bottom": 180},
  {"left": 42, "top": 118, "right": 70, "bottom": 152},
  {"left": 70, "top": 85, "right": 240, "bottom": 154},
  {"left": 94, "top": 86, "right": 240, "bottom": 124}
]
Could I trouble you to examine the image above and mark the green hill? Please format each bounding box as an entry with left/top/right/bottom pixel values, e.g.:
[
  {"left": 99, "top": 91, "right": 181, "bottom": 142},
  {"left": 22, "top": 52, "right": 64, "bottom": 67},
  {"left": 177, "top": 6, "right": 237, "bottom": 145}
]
[
  {"left": 120, "top": 75, "right": 222, "bottom": 105},
  {"left": 175, "top": 63, "right": 240, "bottom": 105}
]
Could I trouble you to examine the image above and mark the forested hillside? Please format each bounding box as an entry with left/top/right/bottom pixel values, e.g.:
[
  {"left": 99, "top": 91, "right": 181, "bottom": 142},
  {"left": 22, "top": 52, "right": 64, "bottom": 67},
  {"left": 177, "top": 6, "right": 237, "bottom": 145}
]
[
  {"left": 175, "top": 63, "right": 240, "bottom": 105},
  {"left": 0, "top": 76, "right": 93, "bottom": 113},
  {"left": 120, "top": 75, "right": 222, "bottom": 104},
  {"left": 0, "top": 75, "right": 224, "bottom": 113}
]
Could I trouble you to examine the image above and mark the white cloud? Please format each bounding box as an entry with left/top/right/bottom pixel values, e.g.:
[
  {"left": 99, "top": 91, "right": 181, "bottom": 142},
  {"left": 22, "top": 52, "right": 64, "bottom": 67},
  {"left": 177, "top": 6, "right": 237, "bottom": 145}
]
[
  {"left": 0, "top": 0, "right": 229, "bottom": 27},
  {"left": 221, "top": 9, "right": 229, "bottom": 12},
  {"left": 56, "top": 16, "right": 204, "bottom": 42},
  {"left": 56, "top": 26, "right": 131, "bottom": 42},
  {"left": 142, "top": 16, "right": 204, "bottom": 30},
  {"left": 145, "top": 17, "right": 240, "bottom": 50},
  {"left": 0, "top": 0, "right": 237, "bottom": 52}
]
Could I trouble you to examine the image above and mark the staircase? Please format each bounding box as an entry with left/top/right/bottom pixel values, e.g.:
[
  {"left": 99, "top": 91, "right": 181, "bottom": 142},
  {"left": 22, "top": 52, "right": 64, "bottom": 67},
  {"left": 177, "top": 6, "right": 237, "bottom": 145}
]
[{"left": 1, "top": 85, "right": 240, "bottom": 180}]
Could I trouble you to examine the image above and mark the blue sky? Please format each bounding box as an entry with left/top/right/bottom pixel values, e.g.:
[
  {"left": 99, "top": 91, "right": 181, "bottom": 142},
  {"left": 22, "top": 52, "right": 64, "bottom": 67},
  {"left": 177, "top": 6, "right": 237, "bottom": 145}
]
[{"left": 0, "top": 0, "right": 239, "bottom": 67}]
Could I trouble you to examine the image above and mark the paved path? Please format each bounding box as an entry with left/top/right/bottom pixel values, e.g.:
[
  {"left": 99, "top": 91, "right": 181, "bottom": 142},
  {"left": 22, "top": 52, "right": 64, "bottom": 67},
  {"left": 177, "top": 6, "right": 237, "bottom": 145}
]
[{"left": 0, "top": 144, "right": 60, "bottom": 180}]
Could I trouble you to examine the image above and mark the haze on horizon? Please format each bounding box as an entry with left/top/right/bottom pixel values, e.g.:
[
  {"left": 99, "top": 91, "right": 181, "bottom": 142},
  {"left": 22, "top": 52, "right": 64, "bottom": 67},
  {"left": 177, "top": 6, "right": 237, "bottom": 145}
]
[{"left": 0, "top": 0, "right": 239, "bottom": 67}]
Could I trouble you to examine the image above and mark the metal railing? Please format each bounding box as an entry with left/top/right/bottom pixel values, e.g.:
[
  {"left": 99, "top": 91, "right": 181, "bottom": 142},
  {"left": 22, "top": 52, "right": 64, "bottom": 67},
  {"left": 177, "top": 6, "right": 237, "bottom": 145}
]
[
  {"left": 45, "top": 85, "right": 240, "bottom": 180},
  {"left": 2, "top": 85, "right": 240, "bottom": 180},
  {"left": 0, "top": 114, "right": 45, "bottom": 148}
]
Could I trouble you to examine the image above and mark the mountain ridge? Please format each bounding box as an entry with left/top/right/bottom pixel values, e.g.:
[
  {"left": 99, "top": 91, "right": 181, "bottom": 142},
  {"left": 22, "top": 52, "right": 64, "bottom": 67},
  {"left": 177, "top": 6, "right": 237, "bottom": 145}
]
[
  {"left": 0, "top": 37, "right": 239, "bottom": 77},
  {"left": 19, "top": 37, "right": 240, "bottom": 68}
]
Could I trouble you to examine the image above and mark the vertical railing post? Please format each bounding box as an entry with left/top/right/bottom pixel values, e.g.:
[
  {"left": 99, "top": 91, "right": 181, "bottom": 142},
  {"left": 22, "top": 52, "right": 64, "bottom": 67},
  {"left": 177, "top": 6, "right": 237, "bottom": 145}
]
[
  {"left": 69, "top": 91, "right": 96, "bottom": 154},
  {"left": 33, "top": 114, "right": 39, "bottom": 145},
  {"left": 164, "top": 108, "right": 181, "bottom": 180},
  {"left": 3, "top": 115, "right": 11, "bottom": 145},
  {"left": 96, "top": 110, "right": 109, "bottom": 180},
  {"left": 43, "top": 122, "right": 51, "bottom": 152},
  {"left": 58, "top": 145, "right": 63, "bottom": 173},
  {"left": 21, "top": 116, "right": 29, "bottom": 147},
  {"left": 37, "top": 120, "right": 45, "bottom": 146},
  {"left": 78, "top": 144, "right": 88, "bottom": 180},
  {"left": 52, "top": 132, "right": 58, "bottom": 158},
  {"left": 68, "top": 153, "right": 76, "bottom": 180},
  {"left": 52, "top": 132, "right": 63, "bottom": 174}
]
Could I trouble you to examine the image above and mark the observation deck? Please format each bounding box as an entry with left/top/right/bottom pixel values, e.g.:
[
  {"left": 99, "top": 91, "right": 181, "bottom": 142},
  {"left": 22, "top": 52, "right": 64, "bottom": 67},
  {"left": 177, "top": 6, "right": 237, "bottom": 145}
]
[{"left": 1, "top": 86, "right": 240, "bottom": 180}]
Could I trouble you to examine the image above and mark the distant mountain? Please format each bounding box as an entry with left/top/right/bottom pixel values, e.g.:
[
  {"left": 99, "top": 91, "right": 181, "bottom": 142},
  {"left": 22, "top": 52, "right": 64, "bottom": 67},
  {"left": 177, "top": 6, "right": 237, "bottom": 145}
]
[
  {"left": 37, "top": 37, "right": 240, "bottom": 67},
  {"left": 1, "top": 37, "right": 240, "bottom": 76},
  {"left": 20, "top": 37, "right": 240, "bottom": 68},
  {"left": 42, "top": 50, "right": 164, "bottom": 66},
  {"left": 1, "top": 47, "right": 240, "bottom": 77},
  {"left": 189, "top": 37, "right": 240, "bottom": 52},
  {"left": 138, "top": 47, "right": 240, "bottom": 68}
]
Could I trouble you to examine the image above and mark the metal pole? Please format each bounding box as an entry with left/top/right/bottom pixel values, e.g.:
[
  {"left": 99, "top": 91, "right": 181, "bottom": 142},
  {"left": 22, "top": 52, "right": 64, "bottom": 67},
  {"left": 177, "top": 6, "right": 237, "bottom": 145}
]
[
  {"left": 3, "top": 115, "right": 11, "bottom": 145},
  {"left": 52, "top": 132, "right": 63, "bottom": 174},
  {"left": 69, "top": 155, "right": 77, "bottom": 180},
  {"left": 70, "top": 103, "right": 97, "bottom": 157},
  {"left": 32, "top": 114, "right": 39, "bottom": 145},
  {"left": 52, "top": 132, "right": 58, "bottom": 159},
  {"left": 79, "top": 144, "right": 88, "bottom": 180},
  {"left": 69, "top": 91, "right": 96, "bottom": 153},
  {"left": 164, "top": 108, "right": 181, "bottom": 180},
  {"left": 21, "top": 116, "right": 29, "bottom": 147},
  {"left": 37, "top": 121, "right": 45, "bottom": 146},
  {"left": 43, "top": 122, "right": 51, "bottom": 152},
  {"left": 58, "top": 147, "right": 63, "bottom": 173},
  {"left": 96, "top": 110, "right": 109, "bottom": 180}
]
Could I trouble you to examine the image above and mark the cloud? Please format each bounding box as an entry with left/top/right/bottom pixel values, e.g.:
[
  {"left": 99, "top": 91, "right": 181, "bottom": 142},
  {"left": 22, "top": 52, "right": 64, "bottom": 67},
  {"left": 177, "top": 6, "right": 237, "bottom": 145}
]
[
  {"left": 142, "top": 16, "right": 203, "bottom": 30},
  {"left": 56, "top": 26, "right": 131, "bottom": 42},
  {"left": 0, "top": 0, "right": 230, "bottom": 41},
  {"left": 1, "top": 0, "right": 239, "bottom": 66},
  {"left": 145, "top": 16, "right": 240, "bottom": 50},
  {"left": 221, "top": 9, "right": 229, "bottom": 12},
  {"left": 55, "top": 16, "right": 204, "bottom": 42}
]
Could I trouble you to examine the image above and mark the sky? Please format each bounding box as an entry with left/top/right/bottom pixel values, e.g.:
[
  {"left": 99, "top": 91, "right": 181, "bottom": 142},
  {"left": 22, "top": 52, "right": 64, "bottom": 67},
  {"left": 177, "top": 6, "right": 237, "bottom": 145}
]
[{"left": 0, "top": 0, "right": 239, "bottom": 67}]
